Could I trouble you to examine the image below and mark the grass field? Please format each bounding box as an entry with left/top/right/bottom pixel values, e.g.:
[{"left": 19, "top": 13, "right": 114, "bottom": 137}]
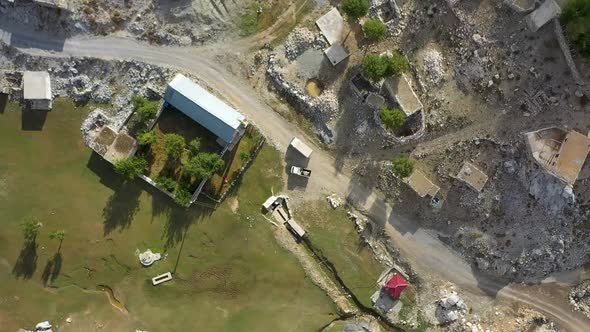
[
  {"left": 296, "top": 201, "right": 384, "bottom": 308},
  {"left": 0, "top": 98, "right": 338, "bottom": 331}
]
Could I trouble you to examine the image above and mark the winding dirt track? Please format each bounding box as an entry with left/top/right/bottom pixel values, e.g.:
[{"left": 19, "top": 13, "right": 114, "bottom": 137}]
[{"left": 1, "top": 22, "right": 589, "bottom": 331}]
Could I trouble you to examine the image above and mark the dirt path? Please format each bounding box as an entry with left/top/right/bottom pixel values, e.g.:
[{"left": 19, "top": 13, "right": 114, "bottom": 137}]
[{"left": 1, "top": 23, "right": 589, "bottom": 331}]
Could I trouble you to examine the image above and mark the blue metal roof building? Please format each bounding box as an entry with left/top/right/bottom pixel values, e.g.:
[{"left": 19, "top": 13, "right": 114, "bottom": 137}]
[{"left": 163, "top": 74, "right": 246, "bottom": 143}]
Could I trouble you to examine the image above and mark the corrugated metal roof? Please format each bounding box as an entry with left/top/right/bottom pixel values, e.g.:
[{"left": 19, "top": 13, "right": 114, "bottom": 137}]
[{"left": 165, "top": 74, "right": 245, "bottom": 142}]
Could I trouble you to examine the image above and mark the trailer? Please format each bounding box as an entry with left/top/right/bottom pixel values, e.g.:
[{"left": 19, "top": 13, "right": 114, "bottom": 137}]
[
  {"left": 290, "top": 166, "right": 312, "bottom": 178},
  {"left": 289, "top": 137, "right": 313, "bottom": 159}
]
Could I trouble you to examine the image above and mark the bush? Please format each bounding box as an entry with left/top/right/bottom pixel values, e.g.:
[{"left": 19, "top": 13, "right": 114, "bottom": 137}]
[
  {"left": 383, "top": 51, "right": 409, "bottom": 77},
  {"left": 137, "top": 130, "right": 156, "bottom": 146},
  {"left": 174, "top": 187, "right": 192, "bottom": 206},
  {"left": 113, "top": 156, "right": 147, "bottom": 179},
  {"left": 132, "top": 95, "right": 159, "bottom": 123},
  {"left": 240, "top": 151, "right": 251, "bottom": 162},
  {"left": 188, "top": 138, "right": 201, "bottom": 155},
  {"left": 560, "top": 0, "right": 590, "bottom": 57},
  {"left": 392, "top": 155, "right": 414, "bottom": 178},
  {"left": 380, "top": 106, "right": 406, "bottom": 131},
  {"left": 156, "top": 176, "right": 177, "bottom": 192},
  {"left": 21, "top": 217, "right": 41, "bottom": 244},
  {"left": 363, "top": 19, "right": 387, "bottom": 42},
  {"left": 341, "top": 0, "right": 369, "bottom": 19},
  {"left": 240, "top": 6, "right": 258, "bottom": 36},
  {"left": 362, "top": 54, "right": 388, "bottom": 81},
  {"left": 163, "top": 133, "right": 185, "bottom": 159},
  {"left": 184, "top": 153, "right": 225, "bottom": 179}
]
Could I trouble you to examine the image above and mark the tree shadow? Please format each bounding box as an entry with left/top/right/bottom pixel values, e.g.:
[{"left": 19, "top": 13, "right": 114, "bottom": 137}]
[
  {"left": 0, "top": 93, "right": 8, "bottom": 114},
  {"left": 12, "top": 241, "right": 38, "bottom": 279},
  {"left": 102, "top": 180, "right": 142, "bottom": 235},
  {"left": 162, "top": 206, "right": 212, "bottom": 250},
  {"left": 40, "top": 253, "right": 62, "bottom": 286}
]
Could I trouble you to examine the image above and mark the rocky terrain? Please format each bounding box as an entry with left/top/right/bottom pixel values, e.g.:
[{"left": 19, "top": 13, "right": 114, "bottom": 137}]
[{"left": 0, "top": 0, "right": 250, "bottom": 45}]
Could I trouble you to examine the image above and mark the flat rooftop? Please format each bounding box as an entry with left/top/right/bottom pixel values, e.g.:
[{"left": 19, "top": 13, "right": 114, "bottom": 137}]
[
  {"left": 456, "top": 162, "right": 488, "bottom": 192},
  {"left": 383, "top": 74, "right": 423, "bottom": 116},
  {"left": 324, "top": 44, "right": 350, "bottom": 66},
  {"left": 23, "top": 71, "right": 51, "bottom": 101},
  {"left": 405, "top": 170, "right": 440, "bottom": 198},
  {"left": 316, "top": 7, "right": 346, "bottom": 45},
  {"left": 525, "top": 0, "right": 560, "bottom": 32}
]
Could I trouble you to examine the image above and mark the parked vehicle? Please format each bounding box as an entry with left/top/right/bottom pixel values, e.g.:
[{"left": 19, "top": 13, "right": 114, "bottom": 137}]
[{"left": 290, "top": 166, "right": 312, "bottom": 178}]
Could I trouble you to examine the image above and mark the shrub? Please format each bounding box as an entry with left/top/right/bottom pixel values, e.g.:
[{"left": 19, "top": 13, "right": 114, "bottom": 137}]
[
  {"left": 113, "top": 156, "right": 147, "bottom": 179},
  {"left": 156, "top": 176, "right": 177, "bottom": 192},
  {"left": 380, "top": 106, "right": 406, "bottom": 131},
  {"left": 240, "top": 151, "right": 251, "bottom": 162},
  {"left": 184, "top": 153, "right": 225, "bottom": 179},
  {"left": 560, "top": 0, "right": 590, "bottom": 57},
  {"left": 392, "top": 155, "right": 414, "bottom": 178},
  {"left": 341, "top": 0, "right": 369, "bottom": 19},
  {"left": 163, "top": 133, "right": 185, "bottom": 159},
  {"left": 362, "top": 54, "right": 388, "bottom": 81},
  {"left": 132, "top": 95, "right": 159, "bottom": 123},
  {"left": 240, "top": 6, "right": 258, "bottom": 36},
  {"left": 174, "top": 187, "right": 192, "bottom": 206},
  {"left": 363, "top": 19, "right": 387, "bottom": 42},
  {"left": 137, "top": 130, "right": 156, "bottom": 146},
  {"left": 383, "top": 51, "right": 409, "bottom": 77},
  {"left": 188, "top": 138, "right": 201, "bottom": 155}
]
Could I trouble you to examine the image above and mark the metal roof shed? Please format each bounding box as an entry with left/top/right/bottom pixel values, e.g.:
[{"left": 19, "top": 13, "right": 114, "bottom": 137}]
[
  {"left": 164, "top": 74, "right": 246, "bottom": 143},
  {"left": 290, "top": 137, "right": 313, "bottom": 159},
  {"left": 23, "top": 71, "right": 52, "bottom": 110}
]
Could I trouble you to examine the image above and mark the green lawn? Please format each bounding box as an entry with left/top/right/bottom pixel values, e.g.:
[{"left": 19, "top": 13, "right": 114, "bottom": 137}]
[
  {"left": 0, "top": 98, "right": 338, "bottom": 331},
  {"left": 296, "top": 201, "right": 384, "bottom": 308}
]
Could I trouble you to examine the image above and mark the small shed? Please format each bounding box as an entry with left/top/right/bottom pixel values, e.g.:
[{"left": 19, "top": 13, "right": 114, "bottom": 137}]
[
  {"left": 324, "top": 44, "right": 350, "bottom": 66},
  {"left": 456, "top": 161, "right": 488, "bottom": 192},
  {"left": 23, "top": 71, "right": 52, "bottom": 110},
  {"left": 164, "top": 74, "right": 246, "bottom": 144},
  {"left": 289, "top": 137, "right": 313, "bottom": 159},
  {"left": 316, "top": 7, "right": 346, "bottom": 45},
  {"left": 405, "top": 170, "right": 440, "bottom": 198},
  {"left": 383, "top": 74, "right": 423, "bottom": 116},
  {"left": 384, "top": 273, "right": 408, "bottom": 298}
]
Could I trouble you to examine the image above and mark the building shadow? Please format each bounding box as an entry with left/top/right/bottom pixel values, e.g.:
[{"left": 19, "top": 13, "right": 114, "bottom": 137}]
[
  {"left": 0, "top": 93, "right": 8, "bottom": 114},
  {"left": 12, "top": 241, "right": 38, "bottom": 279},
  {"left": 21, "top": 108, "right": 49, "bottom": 131},
  {"left": 8, "top": 26, "right": 66, "bottom": 52},
  {"left": 285, "top": 145, "right": 310, "bottom": 189}
]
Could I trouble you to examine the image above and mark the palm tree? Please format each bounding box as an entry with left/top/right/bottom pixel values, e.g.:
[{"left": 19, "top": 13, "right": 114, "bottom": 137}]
[{"left": 49, "top": 230, "right": 66, "bottom": 253}]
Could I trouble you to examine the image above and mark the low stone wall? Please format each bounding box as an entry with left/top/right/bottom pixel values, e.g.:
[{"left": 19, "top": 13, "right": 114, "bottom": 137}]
[{"left": 553, "top": 19, "right": 588, "bottom": 89}]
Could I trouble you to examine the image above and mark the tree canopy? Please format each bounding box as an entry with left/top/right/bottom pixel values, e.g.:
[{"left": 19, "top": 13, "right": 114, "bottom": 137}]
[
  {"left": 380, "top": 106, "right": 406, "bottom": 132},
  {"left": 184, "top": 152, "right": 225, "bottom": 179},
  {"left": 163, "top": 133, "right": 185, "bottom": 159},
  {"left": 363, "top": 19, "right": 387, "bottom": 42},
  {"left": 132, "top": 95, "right": 159, "bottom": 122},
  {"left": 383, "top": 51, "right": 409, "bottom": 77},
  {"left": 392, "top": 155, "right": 414, "bottom": 178},
  {"left": 49, "top": 230, "right": 66, "bottom": 242},
  {"left": 21, "top": 217, "right": 41, "bottom": 244},
  {"left": 363, "top": 52, "right": 409, "bottom": 81},
  {"left": 114, "top": 156, "right": 147, "bottom": 180},
  {"left": 137, "top": 130, "right": 156, "bottom": 146},
  {"left": 174, "top": 188, "right": 192, "bottom": 206},
  {"left": 560, "top": 0, "right": 590, "bottom": 57},
  {"left": 341, "top": 0, "right": 369, "bottom": 19}
]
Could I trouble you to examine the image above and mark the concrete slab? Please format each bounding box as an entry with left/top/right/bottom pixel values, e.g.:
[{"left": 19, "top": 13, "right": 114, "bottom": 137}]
[
  {"left": 383, "top": 74, "right": 423, "bottom": 116},
  {"left": 316, "top": 7, "right": 346, "bottom": 45},
  {"left": 526, "top": 0, "right": 561, "bottom": 32},
  {"left": 324, "top": 44, "right": 350, "bottom": 66}
]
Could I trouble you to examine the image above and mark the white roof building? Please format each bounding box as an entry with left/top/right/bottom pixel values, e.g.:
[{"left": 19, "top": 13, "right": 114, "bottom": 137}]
[{"left": 23, "top": 71, "right": 52, "bottom": 110}]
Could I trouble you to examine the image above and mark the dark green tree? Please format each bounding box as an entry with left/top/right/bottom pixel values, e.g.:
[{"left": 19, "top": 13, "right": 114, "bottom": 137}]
[
  {"left": 131, "top": 95, "right": 159, "bottom": 123},
  {"left": 188, "top": 138, "right": 202, "bottom": 155},
  {"left": 184, "top": 153, "right": 225, "bottom": 179},
  {"left": 137, "top": 130, "right": 156, "bottom": 146},
  {"left": 392, "top": 155, "right": 414, "bottom": 178},
  {"left": 560, "top": 0, "right": 590, "bottom": 57},
  {"left": 113, "top": 156, "right": 147, "bottom": 180},
  {"left": 380, "top": 106, "right": 406, "bottom": 131},
  {"left": 156, "top": 176, "right": 177, "bottom": 192},
  {"left": 383, "top": 51, "right": 409, "bottom": 77},
  {"left": 363, "top": 19, "right": 387, "bottom": 42},
  {"left": 341, "top": 0, "right": 369, "bottom": 20},
  {"left": 362, "top": 54, "right": 388, "bottom": 81},
  {"left": 163, "top": 133, "right": 185, "bottom": 159},
  {"left": 174, "top": 188, "right": 192, "bottom": 206}
]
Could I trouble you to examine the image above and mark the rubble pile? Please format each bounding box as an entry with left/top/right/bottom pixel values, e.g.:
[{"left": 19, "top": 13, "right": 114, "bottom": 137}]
[
  {"left": 267, "top": 53, "right": 337, "bottom": 143},
  {"left": 569, "top": 280, "right": 590, "bottom": 318},
  {"left": 422, "top": 48, "right": 445, "bottom": 87},
  {"left": 435, "top": 292, "right": 467, "bottom": 323},
  {"left": 284, "top": 27, "right": 327, "bottom": 60}
]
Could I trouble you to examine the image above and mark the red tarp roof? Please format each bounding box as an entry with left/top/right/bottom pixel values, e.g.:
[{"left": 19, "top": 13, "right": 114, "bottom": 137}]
[{"left": 384, "top": 273, "right": 408, "bottom": 298}]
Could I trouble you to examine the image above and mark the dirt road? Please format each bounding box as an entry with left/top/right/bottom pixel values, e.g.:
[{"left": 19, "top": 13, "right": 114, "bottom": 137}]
[{"left": 1, "top": 23, "right": 589, "bottom": 331}]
